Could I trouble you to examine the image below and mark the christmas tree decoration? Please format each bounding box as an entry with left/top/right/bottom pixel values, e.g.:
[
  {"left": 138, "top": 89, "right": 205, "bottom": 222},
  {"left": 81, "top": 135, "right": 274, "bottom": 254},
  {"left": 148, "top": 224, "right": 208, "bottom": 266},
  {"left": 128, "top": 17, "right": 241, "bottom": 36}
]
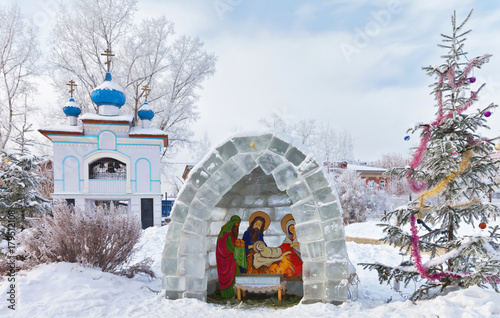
[
  {"left": 479, "top": 222, "right": 487, "bottom": 229},
  {"left": 361, "top": 10, "right": 500, "bottom": 301},
  {"left": 404, "top": 136, "right": 410, "bottom": 141},
  {"left": 417, "top": 151, "right": 472, "bottom": 208}
]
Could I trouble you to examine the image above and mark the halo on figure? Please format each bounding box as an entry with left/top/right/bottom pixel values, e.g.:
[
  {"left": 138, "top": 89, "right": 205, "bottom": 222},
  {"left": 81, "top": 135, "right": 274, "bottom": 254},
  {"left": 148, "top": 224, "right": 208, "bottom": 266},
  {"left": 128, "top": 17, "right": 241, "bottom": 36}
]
[
  {"left": 281, "top": 214, "right": 296, "bottom": 234},
  {"left": 248, "top": 211, "right": 271, "bottom": 231}
]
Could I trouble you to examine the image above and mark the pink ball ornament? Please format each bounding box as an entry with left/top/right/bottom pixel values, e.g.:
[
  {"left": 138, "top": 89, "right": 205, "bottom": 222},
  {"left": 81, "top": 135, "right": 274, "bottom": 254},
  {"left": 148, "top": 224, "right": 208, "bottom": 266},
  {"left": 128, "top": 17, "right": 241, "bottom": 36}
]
[
  {"left": 485, "top": 111, "right": 491, "bottom": 117},
  {"left": 470, "top": 77, "right": 476, "bottom": 83}
]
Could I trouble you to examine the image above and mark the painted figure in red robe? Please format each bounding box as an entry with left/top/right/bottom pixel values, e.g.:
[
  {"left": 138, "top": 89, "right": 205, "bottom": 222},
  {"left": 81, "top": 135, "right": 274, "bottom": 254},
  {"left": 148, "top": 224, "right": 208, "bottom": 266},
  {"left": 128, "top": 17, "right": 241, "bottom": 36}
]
[
  {"left": 279, "top": 214, "right": 302, "bottom": 277},
  {"left": 216, "top": 215, "right": 241, "bottom": 297}
]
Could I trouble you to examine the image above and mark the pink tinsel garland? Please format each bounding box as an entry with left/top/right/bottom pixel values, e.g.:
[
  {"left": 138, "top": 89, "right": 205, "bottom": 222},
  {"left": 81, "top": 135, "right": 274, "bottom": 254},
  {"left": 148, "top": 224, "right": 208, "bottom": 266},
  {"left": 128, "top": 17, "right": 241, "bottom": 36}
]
[
  {"left": 410, "top": 214, "right": 462, "bottom": 281},
  {"left": 406, "top": 54, "right": 490, "bottom": 193},
  {"left": 409, "top": 214, "right": 500, "bottom": 284}
]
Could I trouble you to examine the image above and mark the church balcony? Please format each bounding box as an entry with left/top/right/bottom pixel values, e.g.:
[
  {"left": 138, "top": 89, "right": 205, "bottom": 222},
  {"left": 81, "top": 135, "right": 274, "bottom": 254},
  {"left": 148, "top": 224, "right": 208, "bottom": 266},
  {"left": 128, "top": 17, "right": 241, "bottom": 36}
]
[{"left": 88, "top": 179, "right": 127, "bottom": 194}]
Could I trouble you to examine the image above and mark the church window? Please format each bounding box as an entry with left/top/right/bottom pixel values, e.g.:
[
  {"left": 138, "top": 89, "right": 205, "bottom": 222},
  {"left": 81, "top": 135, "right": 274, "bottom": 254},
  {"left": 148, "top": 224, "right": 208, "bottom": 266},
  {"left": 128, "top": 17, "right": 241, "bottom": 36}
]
[{"left": 89, "top": 158, "right": 126, "bottom": 179}]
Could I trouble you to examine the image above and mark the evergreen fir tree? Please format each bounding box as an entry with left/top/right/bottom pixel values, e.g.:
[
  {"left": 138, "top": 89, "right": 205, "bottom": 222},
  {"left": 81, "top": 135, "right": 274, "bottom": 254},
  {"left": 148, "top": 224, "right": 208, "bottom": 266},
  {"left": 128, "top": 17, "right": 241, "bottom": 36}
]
[
  {"left": 0, "top": 145, "right": 49, "bottom": 237},
  {"left": 361, "top": 10, "right": 500, "bottom": 301}
]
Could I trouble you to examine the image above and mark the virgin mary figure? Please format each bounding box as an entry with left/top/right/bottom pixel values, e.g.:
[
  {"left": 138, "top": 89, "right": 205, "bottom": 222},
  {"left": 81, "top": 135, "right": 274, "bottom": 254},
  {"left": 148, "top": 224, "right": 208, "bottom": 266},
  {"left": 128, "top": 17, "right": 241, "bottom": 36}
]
[{"left": 278, "top": 214, "right": 302, "bottom": 278}]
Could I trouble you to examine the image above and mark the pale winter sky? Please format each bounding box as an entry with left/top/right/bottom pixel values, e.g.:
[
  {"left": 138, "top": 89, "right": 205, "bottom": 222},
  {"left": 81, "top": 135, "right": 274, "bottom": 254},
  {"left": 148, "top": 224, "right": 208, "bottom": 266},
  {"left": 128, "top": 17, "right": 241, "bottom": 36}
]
[{"left": 16, "top": 0, "right": 500, "bottom": 164}]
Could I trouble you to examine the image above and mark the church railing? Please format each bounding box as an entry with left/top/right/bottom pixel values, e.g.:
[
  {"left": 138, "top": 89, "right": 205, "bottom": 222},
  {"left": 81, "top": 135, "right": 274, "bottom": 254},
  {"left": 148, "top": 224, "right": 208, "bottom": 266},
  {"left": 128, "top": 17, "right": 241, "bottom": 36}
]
[{"left": 88, "top": 179, "right": 127, "bottom": 194}]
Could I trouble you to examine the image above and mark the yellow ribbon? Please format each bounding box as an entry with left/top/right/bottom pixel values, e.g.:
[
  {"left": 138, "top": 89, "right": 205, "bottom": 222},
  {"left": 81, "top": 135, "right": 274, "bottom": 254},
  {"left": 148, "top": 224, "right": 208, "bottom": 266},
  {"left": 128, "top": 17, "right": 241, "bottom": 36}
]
[{"left": 418, "top": 151, "right": 473, "bottom": 208}]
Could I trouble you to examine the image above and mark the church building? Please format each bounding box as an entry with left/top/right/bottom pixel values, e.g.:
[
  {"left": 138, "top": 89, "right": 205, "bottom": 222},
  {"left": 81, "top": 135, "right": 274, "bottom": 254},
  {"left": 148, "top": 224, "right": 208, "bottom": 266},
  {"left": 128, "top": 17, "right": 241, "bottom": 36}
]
[{"left": 39, "top": 52, "right": 168, "bottom": 228}]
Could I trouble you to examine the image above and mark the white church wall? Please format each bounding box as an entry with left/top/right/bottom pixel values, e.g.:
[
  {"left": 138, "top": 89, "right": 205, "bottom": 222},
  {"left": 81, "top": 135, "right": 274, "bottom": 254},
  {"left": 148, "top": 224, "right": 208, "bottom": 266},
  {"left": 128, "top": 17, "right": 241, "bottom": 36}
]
[
  {"left": 135, "top": 158, "right": 151, "bottom": 192},
  {"left": 63, "top": 156, "right": 80, "bottom": 192},
  {"left": 53, "top": 143, "right": 96, "bottom": 194},
  {"left": 98, "top": 130, "right": 117, "bottom": 150}
]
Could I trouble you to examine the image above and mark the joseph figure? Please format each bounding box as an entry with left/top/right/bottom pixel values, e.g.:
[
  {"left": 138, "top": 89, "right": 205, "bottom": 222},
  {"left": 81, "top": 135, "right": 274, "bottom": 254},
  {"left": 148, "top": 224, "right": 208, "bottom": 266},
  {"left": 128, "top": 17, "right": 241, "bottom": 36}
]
[{"left": 216, "top": 215, "right": 243, "bottom": 298}]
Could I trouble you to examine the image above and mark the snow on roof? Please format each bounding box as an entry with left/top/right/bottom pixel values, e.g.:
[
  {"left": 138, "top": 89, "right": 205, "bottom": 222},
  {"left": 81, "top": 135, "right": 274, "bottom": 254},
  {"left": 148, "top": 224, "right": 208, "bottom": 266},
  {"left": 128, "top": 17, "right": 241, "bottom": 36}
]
[
  {"left": 38, "top": 125, "right": 84, "bottom": 133},
  {"left": 94, "top": 78, "right": 124, "bottom": 92},
  {"left": 129, "top": 127, "right": 168, "bottom": 136},
  {"left": 80, "top": 113, "right": 134, "bottom": 122},
  {"left": 347, "top": 164, "right": 387, "bottom": 172}
]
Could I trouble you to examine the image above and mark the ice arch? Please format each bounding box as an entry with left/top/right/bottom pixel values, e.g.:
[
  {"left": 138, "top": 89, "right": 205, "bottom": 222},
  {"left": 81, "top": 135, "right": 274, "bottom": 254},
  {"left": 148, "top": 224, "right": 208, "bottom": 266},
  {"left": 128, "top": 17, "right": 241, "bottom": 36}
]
[{"left": 161, "top": 131, "right": 351, "bottom": 303}]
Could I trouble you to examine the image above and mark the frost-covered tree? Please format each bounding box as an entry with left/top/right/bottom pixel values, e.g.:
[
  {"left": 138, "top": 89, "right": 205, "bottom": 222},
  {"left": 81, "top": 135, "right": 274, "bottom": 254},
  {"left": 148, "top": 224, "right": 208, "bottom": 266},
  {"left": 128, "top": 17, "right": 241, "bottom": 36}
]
[
  {"left": 48, "top": 0, "right": 216, "bottom": 155},
  {"left": 335, "top": 169, "right": 372, "bottom": 224},
  {"left": 362, "top": 11, "right": 500, "bottom": 301},
  {"left": 192, "top": 131, "right": 213, "bottom": 162},
  {"left": 372, "top": 153, "right": 410, "bottom": 196},
  {"left": 259, "top": 114, "right": 354, "bottom": 162},
  {"left": 0, "top": 150, "right": 49, "bottom": 233},
  {"left": 0, "top": 3, "right": 41, "bottom": 150},
  {"left": 315, "top": 124, "right": 354, "bottom": 164},
  {"left": 259, "top": 112, "right": 318, "bottom": 148}
]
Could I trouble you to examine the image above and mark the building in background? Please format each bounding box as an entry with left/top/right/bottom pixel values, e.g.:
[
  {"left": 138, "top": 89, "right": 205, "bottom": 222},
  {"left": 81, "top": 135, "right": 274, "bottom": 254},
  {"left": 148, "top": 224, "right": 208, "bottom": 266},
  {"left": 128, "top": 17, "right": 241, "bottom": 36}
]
[
  {"left": 39, "top": 58, "right": 168, "bottom": 229},
  {"left": 324, "top": 161, "right": 388, "bottom": 190}
]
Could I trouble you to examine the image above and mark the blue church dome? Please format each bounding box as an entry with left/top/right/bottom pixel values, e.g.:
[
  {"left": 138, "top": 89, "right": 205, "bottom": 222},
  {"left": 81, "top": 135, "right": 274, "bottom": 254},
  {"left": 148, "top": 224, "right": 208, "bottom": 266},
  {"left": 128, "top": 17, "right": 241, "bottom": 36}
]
[
  {"left": 138, "top": 101, "right": 155, "bottom": 120},
  {"left": 63, "top": 98, "right": 81, "bottom": 117},
  {"left": 91, "top": 72, "right": 126, "bottom": 107}
]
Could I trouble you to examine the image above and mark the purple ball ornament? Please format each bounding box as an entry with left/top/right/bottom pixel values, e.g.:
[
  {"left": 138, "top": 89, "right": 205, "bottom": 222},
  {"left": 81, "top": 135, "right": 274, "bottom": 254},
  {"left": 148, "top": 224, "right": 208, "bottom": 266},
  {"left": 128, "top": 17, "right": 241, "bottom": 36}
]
[
  {"left": 485, "top": 111, "right": 492, "bottom": 117},
  {"left": 470, "top": 77, "right": 476, "bottom": 83}
]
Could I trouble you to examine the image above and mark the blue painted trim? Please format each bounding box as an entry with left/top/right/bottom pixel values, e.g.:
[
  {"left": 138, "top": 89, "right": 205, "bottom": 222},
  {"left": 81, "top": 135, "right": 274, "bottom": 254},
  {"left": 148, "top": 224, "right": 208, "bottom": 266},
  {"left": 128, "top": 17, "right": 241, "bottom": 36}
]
[
  {"left": 116, "top": 143, "right": 161, "bottom": 149},
  {"left": 62, "top": 156, "right": 81, "bottom": 191},
  {"left": 83, "top": 122, "right": 129, "bottom": 126},
  {"left": 52, "top": 141, "right": 98, "bottom": 145},
  {"left": 98, "top": 130, "right": 117, "bottom": 150},
  {"left": 84, "top": 149, "right": 131, "bottom": 159},
  {"left": 117, "top": 136, "right": 164, "bottom": 140},
  {"left": 134, "top": 158, "right": 152, "bottom": 192},
  {"left": 54, "top": 179, "right": 63, "bottom": 181}
]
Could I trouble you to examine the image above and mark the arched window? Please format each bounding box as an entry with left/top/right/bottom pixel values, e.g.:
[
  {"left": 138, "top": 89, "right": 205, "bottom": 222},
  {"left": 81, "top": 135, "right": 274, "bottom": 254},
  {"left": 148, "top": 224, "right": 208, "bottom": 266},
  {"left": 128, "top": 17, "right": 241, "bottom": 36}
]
[{"left": 89, "top": 158, "right": 126, "bottom": 179}]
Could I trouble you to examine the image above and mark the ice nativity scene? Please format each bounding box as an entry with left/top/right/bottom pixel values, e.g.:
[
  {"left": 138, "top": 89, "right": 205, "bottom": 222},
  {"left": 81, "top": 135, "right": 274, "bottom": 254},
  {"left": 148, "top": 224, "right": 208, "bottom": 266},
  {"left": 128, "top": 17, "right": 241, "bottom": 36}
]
[{"left": 161, "top": 131, "right": 354, "bottom": 304}]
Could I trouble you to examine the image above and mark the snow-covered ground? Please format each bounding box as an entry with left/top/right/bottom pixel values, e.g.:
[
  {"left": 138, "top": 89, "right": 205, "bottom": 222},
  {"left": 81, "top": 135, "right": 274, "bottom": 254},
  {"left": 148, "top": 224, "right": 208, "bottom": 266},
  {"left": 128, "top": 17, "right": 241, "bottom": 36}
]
[{"left": 2, "top": 220, "right": 500, "bottom": 318}]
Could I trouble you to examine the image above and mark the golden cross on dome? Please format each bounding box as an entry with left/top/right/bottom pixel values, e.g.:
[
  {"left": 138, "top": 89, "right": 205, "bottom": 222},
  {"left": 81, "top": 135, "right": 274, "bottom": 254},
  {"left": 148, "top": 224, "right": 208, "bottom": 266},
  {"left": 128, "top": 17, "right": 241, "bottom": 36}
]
[
  {"left": 101, "top": 49, "right": 115, "bottom": 72},
  {"left": 142, "top": 84, "right": 151, "bottom": 101},
  {"left": 66, "top": 80, "right": 77, "bottom": 97}
]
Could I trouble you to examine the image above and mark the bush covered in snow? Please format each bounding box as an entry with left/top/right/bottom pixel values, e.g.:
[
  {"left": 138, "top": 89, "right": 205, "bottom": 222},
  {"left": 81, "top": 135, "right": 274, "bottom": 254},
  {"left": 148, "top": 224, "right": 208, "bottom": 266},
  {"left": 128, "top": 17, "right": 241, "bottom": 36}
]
[{"left": 17, "top": 201, "right": 141, "bottom": 273}]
